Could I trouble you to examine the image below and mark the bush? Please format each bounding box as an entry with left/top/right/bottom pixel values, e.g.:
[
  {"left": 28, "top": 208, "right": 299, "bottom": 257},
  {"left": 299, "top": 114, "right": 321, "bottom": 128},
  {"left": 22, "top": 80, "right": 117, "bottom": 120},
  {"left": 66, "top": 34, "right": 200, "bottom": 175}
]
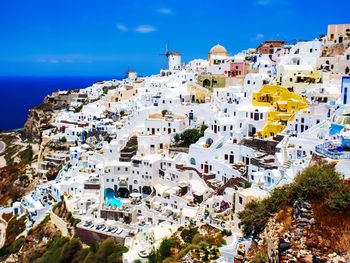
[
  {"left": 250, "top": 249, "right": 269, "bottom": 263},
  {"left": 180, "top": 227, "right": 199, "bottom": 243},
  {"left": 158, "top": 238, "right": 176, "bottom": 259},
  {"left": 59, "top": 238, "right": 82, "bottom": 263},
  {"left": 327, "top": 187, "right": 350, "bottom": 211},
  {"left": 239, "top": 164, "right": 347, "bottom": 238},
  {"left": 181, "top": 129, "right": 202, "bottom": 147},
  {"left": 292, "top": 164, "right": 341, "bottom": 201},
  {"left": 40, "top": 236, "right": 70, "bottom": 262},
  {"left": 238, "top": 185, "right": 292, "bottom": 239},
  {"left": 0, "top": 236, "right": 25, "bottom": 257},
  {"left": 59, "top": 137, "right": 67, "bottom": 143},
  {"left": 20, "top": 145, "right": 34, "bottom": 164},
  {"left": 38, "top": 236, "right": 127, "bottom": 263},
  {"left": 222, "top": 229, "right": 232, "bottom": 237},
  {"left": 191, "top": 233, "right": 203, "bottom": 244}
]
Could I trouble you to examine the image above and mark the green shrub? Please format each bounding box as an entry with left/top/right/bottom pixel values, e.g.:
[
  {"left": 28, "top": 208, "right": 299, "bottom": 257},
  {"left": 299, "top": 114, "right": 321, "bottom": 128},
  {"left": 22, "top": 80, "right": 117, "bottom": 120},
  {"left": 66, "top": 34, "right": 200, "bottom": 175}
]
[
  {"left": 0, "top": 236, "right": 25, "bottom": 257},
  {"left": 293, "top": 164, "right": 341, "bottom": 201},
  {"left": 327, "top": 187, "right": 350, "bottom": 211},
  {"left": 180, "top": 227, "right": 199, "bottom": 243},
  {"left": 159, "top": 238, "right": 176, "bottom": 259},
  {"left": 238, "top": 164, "right": 347, "bottom": 238},
  {"left": 40, "top": 236, "right": 69, "bottom": 263},
  {"left": 181, "top": 129, "right": 202, "bottom": 147},
  {"left": 59, "top": 238, "right": 82, "bottom": 263},
  {"left": 19, "top": 145, "right": 34, "bottom": 164}
]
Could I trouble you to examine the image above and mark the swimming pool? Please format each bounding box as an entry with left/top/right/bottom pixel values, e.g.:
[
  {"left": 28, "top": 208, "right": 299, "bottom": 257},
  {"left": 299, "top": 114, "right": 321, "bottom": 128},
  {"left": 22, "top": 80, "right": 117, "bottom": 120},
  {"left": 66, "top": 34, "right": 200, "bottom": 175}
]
[
  {"left": 105, "top": 197, "right": 123, "bottom": 208},
  {"left": 104, "top": 188, "right": 123, "bottom": 208}
]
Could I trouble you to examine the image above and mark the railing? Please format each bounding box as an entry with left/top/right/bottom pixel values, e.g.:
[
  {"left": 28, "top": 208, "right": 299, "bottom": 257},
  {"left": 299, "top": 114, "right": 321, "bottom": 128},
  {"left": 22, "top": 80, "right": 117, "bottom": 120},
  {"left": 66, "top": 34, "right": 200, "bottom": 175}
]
[{"left": 315, "top": 142, "right": 350, "bottom": 160}]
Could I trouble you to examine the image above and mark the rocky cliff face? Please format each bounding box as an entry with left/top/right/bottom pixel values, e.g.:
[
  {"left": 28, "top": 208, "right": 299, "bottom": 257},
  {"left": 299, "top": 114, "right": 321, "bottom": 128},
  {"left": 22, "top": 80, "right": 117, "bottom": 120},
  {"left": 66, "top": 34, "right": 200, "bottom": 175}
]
[
  {"left": 249, "top": 200, "right": 349, "bottom": 263},
  {"left": 21, "top": 104, "right": 56, "bottom": 142}
]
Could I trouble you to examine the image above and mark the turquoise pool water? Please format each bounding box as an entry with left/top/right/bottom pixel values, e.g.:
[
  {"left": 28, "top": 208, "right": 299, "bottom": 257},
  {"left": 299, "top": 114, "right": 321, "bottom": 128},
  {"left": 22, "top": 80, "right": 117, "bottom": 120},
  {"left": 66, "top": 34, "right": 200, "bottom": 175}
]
[{"left": 105, "top": 198, "right": 122, "bottom": 208}]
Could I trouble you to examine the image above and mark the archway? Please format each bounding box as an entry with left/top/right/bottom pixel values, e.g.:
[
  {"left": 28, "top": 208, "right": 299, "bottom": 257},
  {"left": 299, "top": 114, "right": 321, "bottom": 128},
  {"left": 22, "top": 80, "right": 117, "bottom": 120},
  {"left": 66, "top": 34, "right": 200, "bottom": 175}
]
[
  {"left": 104, "top": 188, "right": 115, "bottom": 199},
  {"left": 190, "top": 157, "right": 196, "bottom": 165},
  {"left": 248, "top": 124, "right": 257, "bottom": 137},
  {"left": 203, "top": 79, "right": 211, "bottom": 87},
  {"left": 206, "top": 137, "right": 214, "bottom": 147},
  {"left": 117, "top": 187, "right": 129, "bottom": 198},
  {"left": 142, "top": 186, "right": 152, "bottom": 195}
]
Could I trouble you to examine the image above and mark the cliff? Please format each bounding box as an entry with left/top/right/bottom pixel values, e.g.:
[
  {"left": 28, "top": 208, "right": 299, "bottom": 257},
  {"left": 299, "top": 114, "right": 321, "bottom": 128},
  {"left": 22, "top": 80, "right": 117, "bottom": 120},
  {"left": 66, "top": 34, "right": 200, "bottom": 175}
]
[
  {"left": 21, "top": 104, "right": 56, "bottom": 142},
  {"left": 239, "top": 164, "right": 350, "bottom": 263}
]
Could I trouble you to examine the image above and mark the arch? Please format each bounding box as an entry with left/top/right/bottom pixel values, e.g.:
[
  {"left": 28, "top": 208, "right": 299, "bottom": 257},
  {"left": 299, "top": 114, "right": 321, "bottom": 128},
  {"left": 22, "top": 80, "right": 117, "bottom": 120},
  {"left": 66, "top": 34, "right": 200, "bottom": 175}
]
[
  {"left": 142, "top": 186, "right": 152, "bottom": 195},
  {"left": 248, "top": 124, "right": 257, "bottom": 137},
  {"left": 190, "top": 157, "right": 196, "bottom": 165},
  {"left": 104, "top": 188, "right": 115, "bottom": 199},
  {"left": 203, "top": 79, "right": 211, "bottom": 87},
  {"left": 206, "top": 137, "right": 214, "bottom": 146}
]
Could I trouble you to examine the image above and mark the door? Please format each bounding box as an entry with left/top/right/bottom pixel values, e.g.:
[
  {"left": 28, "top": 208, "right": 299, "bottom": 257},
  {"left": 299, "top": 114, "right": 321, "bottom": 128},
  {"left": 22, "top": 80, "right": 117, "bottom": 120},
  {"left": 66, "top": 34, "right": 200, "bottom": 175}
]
[
  {"left": 229, "top": 155, "right": 234, "bottom": 164},
  {"left": 204, "top": 164, "right": 209, "bottom": 174}
]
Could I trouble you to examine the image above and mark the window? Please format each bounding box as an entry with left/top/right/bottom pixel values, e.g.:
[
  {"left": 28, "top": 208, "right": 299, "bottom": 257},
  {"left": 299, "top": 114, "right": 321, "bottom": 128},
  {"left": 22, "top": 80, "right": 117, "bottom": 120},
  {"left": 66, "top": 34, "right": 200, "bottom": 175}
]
[{"left": 239, "top": 196, "right": 243, "bottom": 204}]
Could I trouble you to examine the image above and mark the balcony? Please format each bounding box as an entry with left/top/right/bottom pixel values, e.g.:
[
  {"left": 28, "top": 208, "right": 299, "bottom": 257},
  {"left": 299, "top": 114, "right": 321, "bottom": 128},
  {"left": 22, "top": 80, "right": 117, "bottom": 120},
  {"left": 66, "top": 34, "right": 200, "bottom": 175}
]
[{"left": 315, "top": 142, "right": 350, "bottom": 160}]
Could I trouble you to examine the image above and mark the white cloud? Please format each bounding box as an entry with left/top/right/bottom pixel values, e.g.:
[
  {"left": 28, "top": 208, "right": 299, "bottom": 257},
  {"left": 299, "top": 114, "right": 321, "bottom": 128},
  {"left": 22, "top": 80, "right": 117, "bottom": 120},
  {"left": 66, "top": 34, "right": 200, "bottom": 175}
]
[
  {"left": 135, "top": 25, "right": 157, "bottom": 33},
  {"left": 116, "top": 23, "right": 128, "bottom": 32},
  {"left": 158, "top": 8, "right": 172, "bottom": 15},
  {"left": 256, "top": 33, "right": 264, "bottom": 40}
]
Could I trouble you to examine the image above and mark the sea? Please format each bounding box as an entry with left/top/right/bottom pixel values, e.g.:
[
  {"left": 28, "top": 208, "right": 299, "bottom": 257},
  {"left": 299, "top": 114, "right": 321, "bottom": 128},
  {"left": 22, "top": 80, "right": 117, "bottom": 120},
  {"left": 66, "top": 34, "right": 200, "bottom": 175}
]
[{"left": 0, "top": 76, "right": 121, "bottom": 131}]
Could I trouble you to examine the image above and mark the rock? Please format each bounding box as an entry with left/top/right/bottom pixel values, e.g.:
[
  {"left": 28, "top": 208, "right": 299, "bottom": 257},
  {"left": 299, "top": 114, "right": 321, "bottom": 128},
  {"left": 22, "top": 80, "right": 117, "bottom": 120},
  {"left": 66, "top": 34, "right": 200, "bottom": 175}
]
[
  {"left": 306, "top": 235, "right": 320, "bottom": 248},
  {"left": 294, "top": 229, "right": 303, "bottom": 239},
  {"left": 300, "top": 255, "right": 313, "bottom": 263}
]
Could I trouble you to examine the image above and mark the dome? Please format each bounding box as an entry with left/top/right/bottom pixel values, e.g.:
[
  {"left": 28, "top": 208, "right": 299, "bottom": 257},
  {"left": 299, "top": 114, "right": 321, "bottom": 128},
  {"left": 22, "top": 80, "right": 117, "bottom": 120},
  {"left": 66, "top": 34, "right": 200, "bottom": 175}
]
[{"left": 209, "top": 44, "right": 228, "bottom": 55}]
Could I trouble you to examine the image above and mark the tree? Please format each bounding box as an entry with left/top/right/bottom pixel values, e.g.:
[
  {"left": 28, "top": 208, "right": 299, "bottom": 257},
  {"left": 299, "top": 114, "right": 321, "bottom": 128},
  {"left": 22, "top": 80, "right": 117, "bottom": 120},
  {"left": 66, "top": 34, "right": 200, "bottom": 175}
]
[
  {"left": 158, "top": 238, "right": 176, "bottom": 259},
  {"left": 95, "top": 238, "right": 128, "bottom": 263},
  {"left": 161, "top": 109, "right": 168, "bottom": 117},
  {"left": 173, "top": 133, "right": 180, "bottom": 143},
  {"left": 181, "top": 129, "right": 201, "bottom": 147},
  {"left": 59, "top": 238, "right": 82, "bottom": 263},
  {"left": 180, "top": 227, "right": 199, "bottom": 244},
  {"left": 59, "top": 136, "right": 67, "bottom": 143}
]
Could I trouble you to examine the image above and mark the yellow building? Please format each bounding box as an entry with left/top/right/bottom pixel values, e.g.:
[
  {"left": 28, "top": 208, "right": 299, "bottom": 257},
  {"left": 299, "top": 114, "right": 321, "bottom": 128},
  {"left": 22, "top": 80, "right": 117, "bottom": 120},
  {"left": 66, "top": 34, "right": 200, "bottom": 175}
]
[
  {"left": 187, "top": 84, "right": 211, "bottom": 103},
  {"left": 252, "top": 85, "right": 309, "bottom": 138}
]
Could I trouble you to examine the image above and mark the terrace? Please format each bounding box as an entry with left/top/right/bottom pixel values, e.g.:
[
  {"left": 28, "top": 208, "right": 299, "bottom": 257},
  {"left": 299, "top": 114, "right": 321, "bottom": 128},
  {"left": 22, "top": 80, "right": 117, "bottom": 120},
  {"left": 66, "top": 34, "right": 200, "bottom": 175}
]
[{"left": 315, "top": 141, "right": 350, "bottom": 160}]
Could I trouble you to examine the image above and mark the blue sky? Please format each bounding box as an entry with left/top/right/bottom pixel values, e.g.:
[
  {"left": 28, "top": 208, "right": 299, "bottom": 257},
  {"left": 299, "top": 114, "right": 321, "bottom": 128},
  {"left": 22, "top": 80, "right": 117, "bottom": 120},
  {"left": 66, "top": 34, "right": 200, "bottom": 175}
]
[{"left": 0, "top": 0, "right": 349, "bottom": 77}]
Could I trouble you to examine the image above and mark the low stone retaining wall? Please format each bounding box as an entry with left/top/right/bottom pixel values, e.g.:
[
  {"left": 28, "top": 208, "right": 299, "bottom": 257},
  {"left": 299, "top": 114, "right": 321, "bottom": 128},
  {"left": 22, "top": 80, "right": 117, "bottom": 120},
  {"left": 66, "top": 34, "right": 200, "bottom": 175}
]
[{"left": 50, "top": 211, "right": 70, "bottom": 237}]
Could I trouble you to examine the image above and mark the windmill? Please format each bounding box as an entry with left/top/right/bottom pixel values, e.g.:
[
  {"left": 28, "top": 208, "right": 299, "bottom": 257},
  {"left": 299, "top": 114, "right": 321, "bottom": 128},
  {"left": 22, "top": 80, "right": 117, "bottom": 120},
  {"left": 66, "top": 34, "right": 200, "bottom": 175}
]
[
  {"left": 159, "top": 42, "right": 172, "bottom": 68},
  {"left": 124, "top": 66, "right": 131, "bottom": 79}
]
